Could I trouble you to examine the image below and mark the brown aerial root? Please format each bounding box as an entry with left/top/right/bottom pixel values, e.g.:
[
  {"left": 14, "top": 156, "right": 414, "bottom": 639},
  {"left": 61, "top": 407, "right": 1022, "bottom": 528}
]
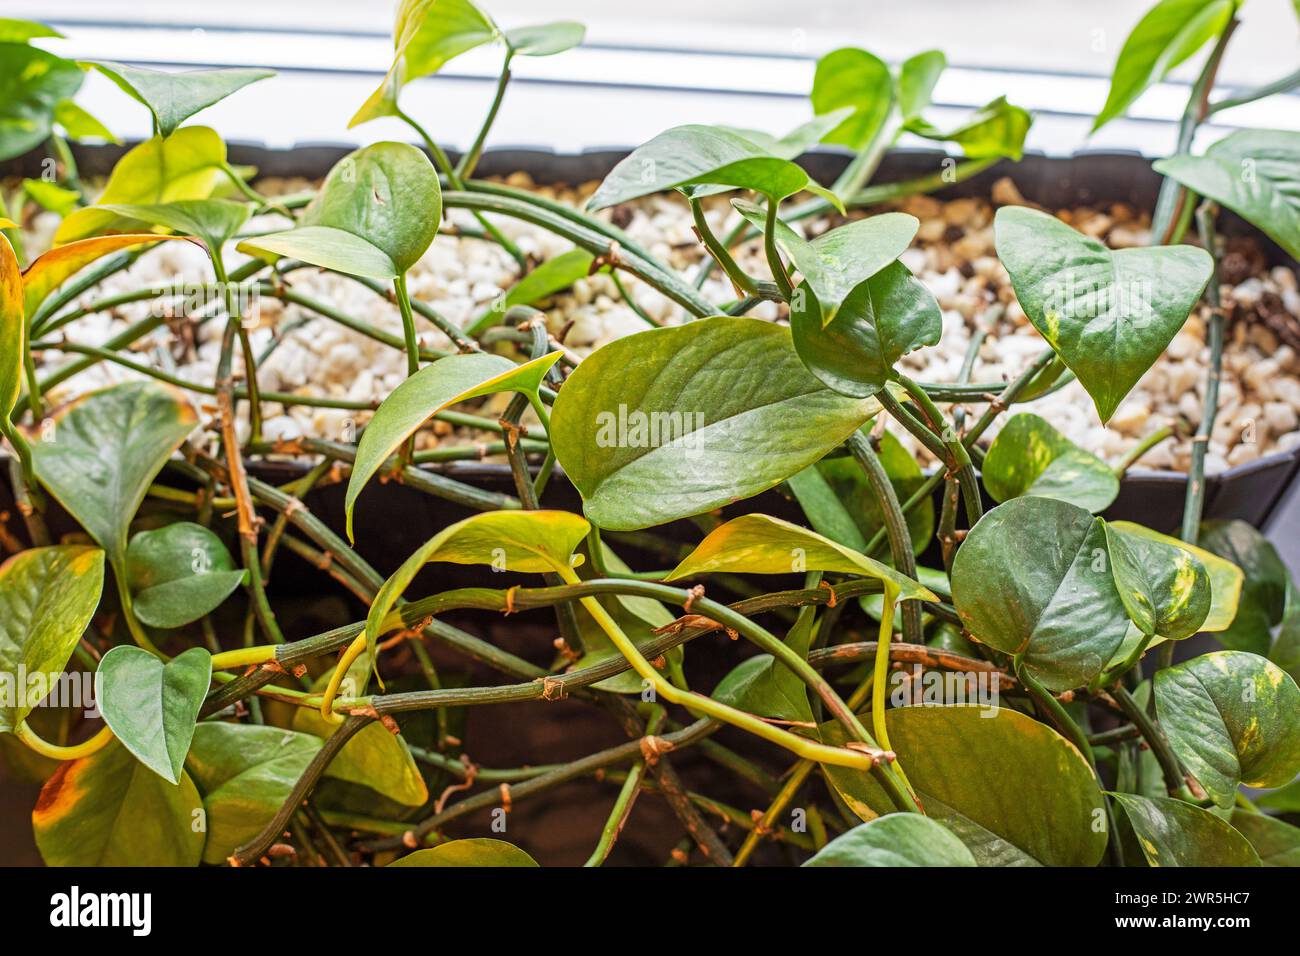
[
  {"left": 537, "top": 675, "right": 567, "bottom": 701},
  {"left": 499, "top": 783, "right": 513, "bottom": 812},
  {"left": 652, "top": 613, "right": 719, "bottom": 636},
  {"left": 682, "top": 584, "right": 705, "bottom": 613},
  {"left": 432, "top": 759, "right": 479, "bottom": 814},
  {"left": 818, "top": 580, "right": 838, "bottom": 607},
  {"left": 844, "top": 742, "right": 895, "bottom": 766},
  {"left": 503, "top": 585, "right": 519, "bottom": 615},
  {"left": 749, "top": 810, "right": 775, "bottom": 837}
]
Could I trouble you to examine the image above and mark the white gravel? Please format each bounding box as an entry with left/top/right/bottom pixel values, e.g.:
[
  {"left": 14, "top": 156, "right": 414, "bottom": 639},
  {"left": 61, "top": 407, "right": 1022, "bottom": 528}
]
[{"left": 21, "top": 169, "right": 1300, "bottom": 473}]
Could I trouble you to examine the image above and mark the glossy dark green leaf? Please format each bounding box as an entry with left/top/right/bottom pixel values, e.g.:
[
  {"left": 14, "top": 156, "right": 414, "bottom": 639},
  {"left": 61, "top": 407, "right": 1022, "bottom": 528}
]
[
  {"left": 1230, "top": 809, "right": 1300, "bottom": 866},
  {"left": 1110, "top": 792, "right": 1259, "bottom": 866},
  {"left": 951, "top": 497, "right": 1130, "bottom": 690},
  {"left": 904, "top": 96, "right": 1031, "bottom": 160},
  {"left": 788, "top": 428, "right": 934, "bottom": 557},
  {"left": 240, "top": 142, "right": 441, "bottom": 279},
  {"left": 28, "top": 381, "right": 198, "bottom": 569},
  {"left": 351, "top": 0, "right": 500, "bottom": 126},
  {"left": 96, "top": 198, "right": 250, "bottom": 255},
  {"left": 587, "top": 125, "right": 832, "bottom": 211},
  {"left": 789, "top": 263, "right": 942, "bottom": 396},
  {"left": 1105, "top": 523, "right": 1210, "bottom": 641},
  {"left": 1154, "top": 650, "right": 1300, "bottom": 807},
  {"left": 97, "top": 646, "right": 212, "bottom": 784},
  {"left": 732, "top": 200, "right": 917, "bottom": 325},
  {"left": 550, "top": 317, "right": 882, "bottom": 530},
  {"left": 1155, "top": 130, "right": 1300, "bottom": 261},
  {"left": 185, "top": 722, "right": 322, "bottom": 865},
  {"left": 89, "top": 62, "right": 274, "bottom": 138},
  {"left": 389, "top": 838, "right": 538, "bottom": 867},
  {"left": 1200, "top": 519, "right": 1290, "bottom": 654},
  {"left": 33, "top": 739, "right": 204, "bottom": 866},
  {"left": 504, "top": 21, "right": 584, "bottom": 56},
  {"left": 995, "top": 205, "right": 1212, "bottom": 422},
  {"left": 822, "top": 706, "right": 1108, "bottom": 866},
  {"left": 0, "top": 42, "right": 83, "bottom": 162},
  {"left": 811, "top": 47, "right": 893, "bottom": 150},
  {"left": 1108, "top": 521, "right": 1242, "bottom": 634},
  {"left": 897, "top": 50, "right": 946, "bottom": 121},
  {"left": 803, "top": 813, "right": 975, "bottom": 867},
  {"left": 0, "top": 545, "right": 104, "bottom": 733},
  {"left": 1093, "top": 0, "right": 1235, "bottom": 131},
  {"left": 55, "top": 127, "right": 228, "bottom": 242},
  {"left": 125, "top": 522, "right": 245, "bottom": 629},
  {"left": 983, "top": 413, "right": 1119, "bottom": 512},
  {"left": 346, "top": 351, "right": 560, "bottom": 538},
  {"left": 664, "top": 513, "right": 936, "bottom": 601},
  {"left": 712, "top": 606, "right": 815, "bottom": 723}
]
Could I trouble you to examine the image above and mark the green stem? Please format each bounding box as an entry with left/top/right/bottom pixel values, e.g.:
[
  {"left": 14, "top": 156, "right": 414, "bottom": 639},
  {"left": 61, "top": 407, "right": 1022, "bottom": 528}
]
[
  {"left": 763, "top": 198, "right": 793, "bottom": 299},
  {"left": 456, "top": 53, "right": 512, "bottom": 179},
  {"left": 690, "top": 197, "right": 756, "bottom": 295},
  {"left": 1114, "top": 425, "right": 1173, "bottom": 477},
  {"left": 1015, "top": 656, "right": 1094, "bottom": 770}
]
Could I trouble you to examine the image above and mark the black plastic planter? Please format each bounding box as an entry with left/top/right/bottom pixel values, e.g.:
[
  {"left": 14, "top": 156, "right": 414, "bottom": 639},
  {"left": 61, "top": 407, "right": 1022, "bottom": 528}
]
[{"left": 4, "top": 142, "right": 1299, "bottom": 578}]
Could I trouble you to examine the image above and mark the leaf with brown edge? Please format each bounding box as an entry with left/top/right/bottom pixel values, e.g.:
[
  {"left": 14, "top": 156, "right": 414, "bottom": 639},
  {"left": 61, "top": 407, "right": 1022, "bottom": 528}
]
[
  {"left": 0, "top": 232, "right": 21, "bottom": 420},
  {"left": 23, "top": 233, "right": 189, "bottom": 321},
  {"left": 33, "top": 739, "right": 204, "bottom": 866}
]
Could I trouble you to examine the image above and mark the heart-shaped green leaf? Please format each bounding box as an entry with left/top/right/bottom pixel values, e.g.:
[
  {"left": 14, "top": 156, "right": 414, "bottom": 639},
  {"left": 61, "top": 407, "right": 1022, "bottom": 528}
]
[
  {"left": 292, "top": 706, "right": 428, "bottom": 807},
  {"left": 722, "top": 110, "right": 856, "bottom": 162},
  {"left": 389, "top": 838, "right": 538, "bottom": 867},
  {"left": 1093, "top": 0, "right": 1235, "bottom": 131},
  {"left": 96, "top": 198, "right": 250, "bottom": 255},
  {"left": 897, "top": 50, "right": 946, "bottom": 121},
  {"left": 97, "top": 645, "right": 212, "bottom": 784},
  {"left": 803, "top": 813, "right": 976, "bottom": 867},
  {"left": 0, "top": 232, "right": 20, "bottom": 419},
  {"left": 351, "top": 0, "right": 500, "bottom": 126},
  {"left": 239, "top": 142, "right": 441, "bottom": 280},
  {"left": 788, "top": 428, "right": 934, "bottom": 557},
  {"left": 185, "top": 722, "right": 322, "bottom": 865},
  {"left": 0, "top": 42, "right": 83, "bottom": 162},
  {"left": 664, "top": 514, "right": 935, "bottom": 601},
  {"left": 822, "top": 706, "right": 1108, "bottom": 866},
  {"left": 951, "top": 497, "right": 1130, "bottom": 690},
  {"left": 550, "top": 316, "right": 881, "bottom": 530},
  {"left": 1109, "top": 792, "right": 1259, "bottom": 866},
  {"left": 1108, "top": 521, "right": 1242, "bottom": 633},
  {"left": 1105, "top": 523, "right": 1210, "bottom": 641},
  {"left": 1156, "top": 130, "right": 1300, "bottom": 261},
  {"left": 983, "top": 413, "right": 1119, "bottom": 513},
  {"left": 55, "top": 126, "right": 228, "bottom": 243},
  {"left": 995, "top": 205, "right": 1212, "bottom": 422},
  {"left": 33, "top": 739, "right": 204, "bottom": 866},
  {"left": 1229, "top": 809, "right": 1300, "bottom": 867},
  {"left": 89, "top": 62, "right": 274, "bottom": 138},
  {"left": 0, "top": 545, "right": 104, "bottom": 734},
  {"left": 367, "top": 510, "right": 591, "bottom": 666},
  {"left": 345, "top": 351, "right": 560, "bottom": 539},
  {"left": 1200, "top": 519, "right": 1290, "bottom": 654},
  {"left": 504, "top": 21, "right": 584, "bottom": 56},
  {"left": 811, "top": 47, "right": 893, "bottom": 150},
  {"left": 789, "top": 263, "right": 942, "bottom": 395},
  {"left": 28, "top": 381, "right": 198, "bottom": 570},
  {"left": 732, "top": 201, "right": 918, "bottom": 326},
  {"left": 712, "top": 605, "right": 816, "bottom": 723},
  {"left": 125, "top": 522, "right": 246, "bottom": 629},
  {"left": 586, "top": 125, "right": 831, "bottom": 211},
  {"left": 904, "top": 96, "right": 1031, "bottom": 160},
  {"left": 1154, "top": 650, "right": 1300, "bottom": 808}
]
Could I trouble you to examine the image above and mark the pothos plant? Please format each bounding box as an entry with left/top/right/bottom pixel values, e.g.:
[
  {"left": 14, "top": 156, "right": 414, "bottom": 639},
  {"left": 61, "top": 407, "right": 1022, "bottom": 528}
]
[{"left": 0, "top": 0, "right": 1298, "bottom": 868}]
